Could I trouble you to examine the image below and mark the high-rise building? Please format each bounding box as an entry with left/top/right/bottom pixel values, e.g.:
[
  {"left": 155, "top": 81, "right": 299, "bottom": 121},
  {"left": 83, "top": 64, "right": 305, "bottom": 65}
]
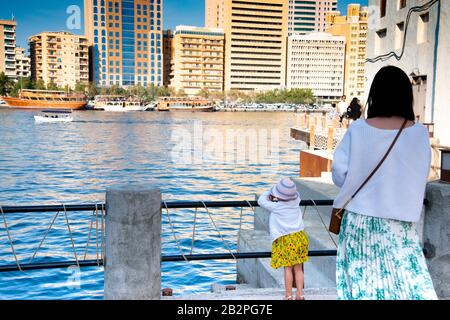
[
  {"left": 287, "top": 32, "right": 345, "bottom": 102},
  {"left": 170, "top": 26, "right": 224, "bottom": 95},
  {"left": 205, "top": 0, "right": 225, "bottom": 29},
  {"left": 162, "top": 29, "right": 173, "bottom": 87},
  {"left": 288, "top": 0, "right": 337, "bottom": 36},
  {"left": 205, "top": 0, "right": 288, "bottom": 92},
  {"left": 14, "top": 47, "right": 31, "bottom": 78},
  {"left": 29, "top": 32, "right": 90, "bottom": 89},
  {"left": 326, "top": 4, "right": 368, "bottom": 100},
  {"left": 84, "top": 0, "right": 163, "bottom": 87},
  {"left": 0, "top": 19, "right": 17, "bottom": 78}
]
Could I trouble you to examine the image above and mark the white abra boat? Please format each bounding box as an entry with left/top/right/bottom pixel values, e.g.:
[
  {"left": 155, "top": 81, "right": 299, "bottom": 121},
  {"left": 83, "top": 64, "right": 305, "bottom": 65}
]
[
  {"left": 34, "top": 110, "right": 73, "bottom": 123},
  {"left": 94, "top": 95, "right": 149, "bottom": 112}
]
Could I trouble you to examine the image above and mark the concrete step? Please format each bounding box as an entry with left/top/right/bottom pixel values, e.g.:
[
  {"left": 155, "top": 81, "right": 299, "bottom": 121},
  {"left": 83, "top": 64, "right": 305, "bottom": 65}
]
[{"left": 166, "top": 287, "right": 337, "bottom": 300}]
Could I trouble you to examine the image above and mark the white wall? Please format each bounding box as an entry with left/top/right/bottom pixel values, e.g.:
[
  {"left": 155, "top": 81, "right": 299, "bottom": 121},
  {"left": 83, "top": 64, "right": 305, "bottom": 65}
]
[
  {"left": 366, "top": 0, "right": 441, "bottom": 133},
  {"left": 433, "top": 0, "right": 450, "bottom": 146}
]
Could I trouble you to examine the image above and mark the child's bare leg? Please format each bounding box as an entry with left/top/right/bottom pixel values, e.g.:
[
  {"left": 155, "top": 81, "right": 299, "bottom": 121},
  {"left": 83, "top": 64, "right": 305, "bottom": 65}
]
[
  {"left": 284, "top": 267, "right": 294, "bottom": 299},
  {"left": 293, "top": 264, "right": 305, "bottom": 300}
]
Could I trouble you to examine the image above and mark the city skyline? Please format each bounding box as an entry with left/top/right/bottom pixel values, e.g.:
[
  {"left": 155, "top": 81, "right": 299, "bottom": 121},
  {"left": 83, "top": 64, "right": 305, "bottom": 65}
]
[{"left": 1, "top": 0, "right": 368, "bottom": 49}]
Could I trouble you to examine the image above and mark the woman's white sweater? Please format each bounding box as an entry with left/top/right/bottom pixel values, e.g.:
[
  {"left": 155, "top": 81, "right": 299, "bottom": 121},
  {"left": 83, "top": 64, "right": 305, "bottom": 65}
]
[{"left": 332, "top": 119, "right": 431, "bottom": 223}]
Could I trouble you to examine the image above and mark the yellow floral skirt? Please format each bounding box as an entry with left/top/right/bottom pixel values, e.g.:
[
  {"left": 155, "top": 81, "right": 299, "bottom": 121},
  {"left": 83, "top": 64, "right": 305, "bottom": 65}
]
[{"left": 271, "top": 230, "right": 309, "bottom": 269}]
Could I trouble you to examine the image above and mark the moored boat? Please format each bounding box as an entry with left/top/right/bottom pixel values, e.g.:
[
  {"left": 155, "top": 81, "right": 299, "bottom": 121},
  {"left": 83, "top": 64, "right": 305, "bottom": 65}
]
[
  {"left": 1, "top": 90, "right": 87, "bottom": 110},
  {"left": 157, "top": 97, "right": 215, "bottom": 112},
  {"left": 34, "top": 110, "right": 73, "bottom": 123},
  {"left": 94, "top": 95, "right": 149, "bottom": 112}
]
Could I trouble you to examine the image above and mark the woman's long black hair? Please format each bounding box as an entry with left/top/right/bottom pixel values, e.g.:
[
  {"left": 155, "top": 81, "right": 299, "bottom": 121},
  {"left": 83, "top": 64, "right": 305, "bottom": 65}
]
[{"left": 366, "top": 66, "right": 416, "bottom": 121}]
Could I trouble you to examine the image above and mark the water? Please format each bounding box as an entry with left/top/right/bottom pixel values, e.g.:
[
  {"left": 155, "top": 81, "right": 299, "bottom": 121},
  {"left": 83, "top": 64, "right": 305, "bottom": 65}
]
[{"left": 0, "top": 109, "right": 302, "bottom": 299}]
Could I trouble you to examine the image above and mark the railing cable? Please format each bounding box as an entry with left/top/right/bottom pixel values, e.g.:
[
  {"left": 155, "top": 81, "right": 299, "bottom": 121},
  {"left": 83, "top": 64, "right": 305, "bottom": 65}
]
[
  {"left": 83, "top": 205, "right": 96, "bottom": 261},
  {"left": 310, "top": 199, "right": 338, "bottom": 249},
  {"left": 95, "top": 203, "right": 99, "bottom": 266},
  {"left": 0, "top": 206, "right": 22, "bottom": 272},
  {"left": 101, "top": 204, "right": 105, "bottom": 262},
  {"left": 29, "top": 210, "right": 60, "bottom": 263},
  {"left": 201, "top": 201, "right": 236, "bottom": 260},
  {"left": 190, "top": 207, "right": 198, "bottom": 255},
  {"left": 163, "top": 201, "right": 188, "bottom": 262},
  {"left": 63, "top": 204, "right": 79, "bottom": 267}
]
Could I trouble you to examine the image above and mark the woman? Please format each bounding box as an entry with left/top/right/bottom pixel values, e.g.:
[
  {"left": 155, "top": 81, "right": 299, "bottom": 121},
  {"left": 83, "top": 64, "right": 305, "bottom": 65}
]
[
  {"left": 346, "top": 98, "right": 362, "bottom": 121},
  {"left": 332, "top": 66, "right": 437, "bottom": 300}
]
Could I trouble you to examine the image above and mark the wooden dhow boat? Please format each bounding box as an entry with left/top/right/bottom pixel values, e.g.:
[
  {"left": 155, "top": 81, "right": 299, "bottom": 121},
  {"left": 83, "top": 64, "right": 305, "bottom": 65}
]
[{"left": 1, "top": 90, "right": 87, "bottom": 110}]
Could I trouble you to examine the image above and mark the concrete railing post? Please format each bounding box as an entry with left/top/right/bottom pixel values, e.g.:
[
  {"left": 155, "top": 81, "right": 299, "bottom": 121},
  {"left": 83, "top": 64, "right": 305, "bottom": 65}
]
[
  {"left": 104, "top": 185, "right": 162, "bottom": 300},
  {"left": 424, "top": 181, "right": 450, "bottom": 299}
]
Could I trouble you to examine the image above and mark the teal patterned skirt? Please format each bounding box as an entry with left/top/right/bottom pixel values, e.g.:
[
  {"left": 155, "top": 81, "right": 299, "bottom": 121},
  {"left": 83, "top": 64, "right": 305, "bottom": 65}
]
[{"left": 336, "top": 211, "right": 438, "bottom": 300}]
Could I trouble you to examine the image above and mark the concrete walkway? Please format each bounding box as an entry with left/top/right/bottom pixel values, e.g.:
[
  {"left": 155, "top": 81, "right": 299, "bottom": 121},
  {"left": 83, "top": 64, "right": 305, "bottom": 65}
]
[{"left": 166, "top": 285, "right": 337, "bottom": 300}]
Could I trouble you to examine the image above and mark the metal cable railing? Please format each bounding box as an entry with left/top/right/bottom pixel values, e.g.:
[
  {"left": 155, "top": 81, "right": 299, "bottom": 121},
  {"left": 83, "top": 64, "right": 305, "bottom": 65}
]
[{"left": 0, "top": 199, "right": 429, "bottom": 273}]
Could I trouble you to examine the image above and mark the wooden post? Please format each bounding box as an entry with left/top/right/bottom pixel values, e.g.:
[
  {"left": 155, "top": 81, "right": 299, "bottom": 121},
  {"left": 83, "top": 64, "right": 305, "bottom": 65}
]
[
  {"left": 327, "top": 127, "right": 335, "bottom": 153},
  {"left": 309, "top": 125, "right": 316, "bottom": 150},
  {"left": 321, "top": 116, "right": 326, "bottom": 131}
]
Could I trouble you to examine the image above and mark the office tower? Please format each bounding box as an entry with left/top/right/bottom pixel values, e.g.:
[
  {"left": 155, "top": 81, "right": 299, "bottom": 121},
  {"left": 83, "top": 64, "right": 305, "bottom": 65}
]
[
  {"left": 288, "top": 0, "right": 337, "bottom": 35},
  {"left": 205, "top": 0, "right": 288, "bottom": 92},
  {"left": 287, "top": 32, "right": 345, "bottom": 102},
  {"left": 84, "top": 0, "right": 163, "bottom": 87}
]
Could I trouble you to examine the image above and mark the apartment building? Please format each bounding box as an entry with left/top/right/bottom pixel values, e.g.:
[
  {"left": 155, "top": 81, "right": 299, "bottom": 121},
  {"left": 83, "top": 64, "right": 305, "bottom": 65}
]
[
  {"left": 366, "top": 0, "right": 450, "bottom": 145},
  {"left": 287, "top": 32, "right": 345, "bottom": 102},
  {"left": 170, "top": 26, "right": 224, "bottom": 95},
  {"left": 15, "top": 47, "right": 31, "bottom": 78},
  {"left": 84, "top": 0, "right": 163, "bottom": 87},
  {"left": 0, "top": 19, "right": 17, "bottom": 78},
  {"left": 205, "top": 0, "right": 288, "bottom": 92},
  {"left": 326, "top": 4, "right": 368, "bottom": 100},
  {"left": 288, "top": 0, "right": 337, "bottom": 35},
  {"left": 29, "top": 32, "right": 89, "bottom": 88}
]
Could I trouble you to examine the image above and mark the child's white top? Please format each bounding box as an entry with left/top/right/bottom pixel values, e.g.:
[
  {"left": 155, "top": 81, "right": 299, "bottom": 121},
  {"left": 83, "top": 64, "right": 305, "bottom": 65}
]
[
  {"left": 332, "top": 119, "right": 431, "bottom": 223},
  {"left": 257, "top": 190, "right": 304, "bottom": 242}
]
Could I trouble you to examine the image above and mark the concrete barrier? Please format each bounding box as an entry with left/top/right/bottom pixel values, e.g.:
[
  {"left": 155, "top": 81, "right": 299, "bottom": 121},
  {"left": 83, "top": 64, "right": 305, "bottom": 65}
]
[
  {"left": 424, "top": 181, "right": 450, "bottom": 299},
  {"left": 104, "top": 185, "right": 162, "bottom": 300}
]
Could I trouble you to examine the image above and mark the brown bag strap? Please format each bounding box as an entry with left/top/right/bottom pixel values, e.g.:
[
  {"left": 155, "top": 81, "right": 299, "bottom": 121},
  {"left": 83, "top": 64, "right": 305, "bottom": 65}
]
[{"left": 347, "top": 119, "right": 409, "bottom": 204}]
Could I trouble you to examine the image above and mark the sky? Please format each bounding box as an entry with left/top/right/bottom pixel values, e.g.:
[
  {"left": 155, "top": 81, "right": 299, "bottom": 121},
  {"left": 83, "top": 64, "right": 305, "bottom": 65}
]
[{"left": 0, "top": 0, "right": 368, "bottom": 49}]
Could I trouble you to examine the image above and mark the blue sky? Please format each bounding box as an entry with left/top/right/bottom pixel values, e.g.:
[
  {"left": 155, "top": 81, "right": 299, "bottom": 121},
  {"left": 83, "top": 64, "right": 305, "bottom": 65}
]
[{"left": 0, "top": 0, "right": 368, "bottom": 49}]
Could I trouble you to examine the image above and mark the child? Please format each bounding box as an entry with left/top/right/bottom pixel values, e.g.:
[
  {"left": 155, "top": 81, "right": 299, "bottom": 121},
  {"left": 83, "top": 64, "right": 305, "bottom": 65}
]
[{"left": 257, "top": 178, "right": 309, "bottom": 300}]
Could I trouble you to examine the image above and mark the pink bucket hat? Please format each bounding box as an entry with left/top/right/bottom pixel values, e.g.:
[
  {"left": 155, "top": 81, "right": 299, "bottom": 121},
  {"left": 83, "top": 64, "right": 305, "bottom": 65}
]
[{"left": 270, "top": 178, "right": 299, "bottom": 201}]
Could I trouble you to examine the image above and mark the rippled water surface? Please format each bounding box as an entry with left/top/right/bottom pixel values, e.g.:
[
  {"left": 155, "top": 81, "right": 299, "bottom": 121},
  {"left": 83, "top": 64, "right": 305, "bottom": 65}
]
[{"left": 0, "top": 109, "right": 302, "bottom": 299}]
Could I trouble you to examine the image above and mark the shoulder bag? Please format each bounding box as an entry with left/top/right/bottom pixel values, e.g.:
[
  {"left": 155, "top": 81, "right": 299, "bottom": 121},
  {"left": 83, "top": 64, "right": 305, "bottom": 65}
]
[{"left": 329, "top": 119, "right": 409, "bottom": 235}]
